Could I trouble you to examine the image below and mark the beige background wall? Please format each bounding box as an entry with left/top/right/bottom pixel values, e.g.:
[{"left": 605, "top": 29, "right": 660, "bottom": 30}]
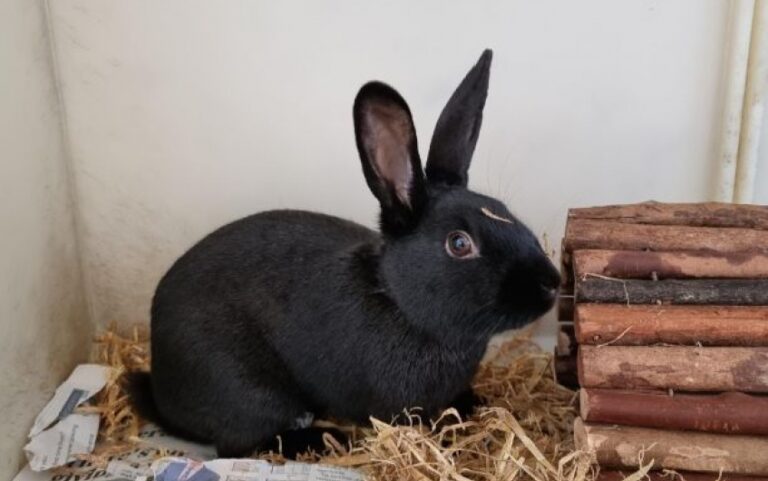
[{"left": 0, "top": 1, "right": 91, "bottom": 478}]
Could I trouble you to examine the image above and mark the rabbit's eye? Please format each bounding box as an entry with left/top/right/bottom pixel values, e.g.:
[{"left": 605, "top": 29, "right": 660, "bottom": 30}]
[{"left": 446, "top": 231, "right": 478, "bottom": 259}]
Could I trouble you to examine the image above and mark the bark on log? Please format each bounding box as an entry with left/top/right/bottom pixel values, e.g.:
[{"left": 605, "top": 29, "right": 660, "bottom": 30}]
[
  {"left": 580, "top": 388, "right": 768, "bottom": 435},
  {"left": 573, "top": 249, "right": 768, "bottom": 280},
  {"left": 597, "top": 471, "right": 768, "bottom": 481},
  {"left": 564, "top": 219, "right": 768, "bottom": 255},
  {"left": 575, "top": 278, "right": 768, "bottom": 305},
  {"left": 574, "top": 418, "right": 768, "bottom": 475},
  {"left": 575, "top": 304, "right": 768, "bottom": 346},
  {"left": 568, "top": 202, "right": 768, "bottom": 230},
  {"left": 578, "top": 345, "right": 768, "bottom": 392}
]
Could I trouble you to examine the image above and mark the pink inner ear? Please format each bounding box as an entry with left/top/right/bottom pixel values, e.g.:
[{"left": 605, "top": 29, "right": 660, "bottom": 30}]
[{"left": 363, "top": 102, "right": 414, "bottom": 206}]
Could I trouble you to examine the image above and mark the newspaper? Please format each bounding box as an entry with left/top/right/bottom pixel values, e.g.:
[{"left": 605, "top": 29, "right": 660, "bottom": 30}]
[
  {"left": 23, "top": 364, "right": 112, "bottom": 471},
  {"left": 14, "top": 363, "right": 365, "bottom": 481},
  {"left": 150, "top": 458, "right": 364, "bottom": 481},
  {"left": 14, "top": 424, "right": 218, "bottom": 481},
  {"left": 28, "top": 364, "right": 111, "bottom": 437},
  {"left": 24, "top": 414, "right": 100, "bottom": 471},
  {"left": 14, "top": 425, "right": 363, "bottom": 481}
]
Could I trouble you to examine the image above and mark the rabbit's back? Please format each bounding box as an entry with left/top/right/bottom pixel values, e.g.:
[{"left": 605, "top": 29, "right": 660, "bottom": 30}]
[
  {"left": 165, "top": 209, "right": 374, "bottom": 273},
  {"left": 152, "top": 209, "right": 377, "bottom": 330},
  {"left": 154, "top": 209, "right": 374, "bottom": 298},
  {"left": 152, "top": 209, "right": 375, "bottom": 326}
]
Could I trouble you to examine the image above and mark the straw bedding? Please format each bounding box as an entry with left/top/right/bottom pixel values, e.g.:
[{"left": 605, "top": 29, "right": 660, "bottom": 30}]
[{"left": 80, "top": 326, "right": 613, "bottom": 481}]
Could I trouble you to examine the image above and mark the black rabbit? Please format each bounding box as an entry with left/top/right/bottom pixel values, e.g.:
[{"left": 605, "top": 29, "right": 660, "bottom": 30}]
[{"left": 130, "top": 49, "right": 560, "bottom": 458}]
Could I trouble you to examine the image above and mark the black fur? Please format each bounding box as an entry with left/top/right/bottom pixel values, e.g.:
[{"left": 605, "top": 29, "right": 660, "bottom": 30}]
[{"left": 134, "top": 49, "right": 560, "bottom": 458}]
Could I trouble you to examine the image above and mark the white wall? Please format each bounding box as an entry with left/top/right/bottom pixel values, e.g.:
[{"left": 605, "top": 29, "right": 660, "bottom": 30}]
[
  {"left": 47, "top": 0, "right": 731, "bottom": 341},
  {"left": 0, "top": 1, "right": 91, "bottom": 478}
]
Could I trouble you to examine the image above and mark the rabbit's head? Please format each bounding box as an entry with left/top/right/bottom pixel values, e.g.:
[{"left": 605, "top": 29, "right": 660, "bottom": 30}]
[{"left": 353, "top": 50, "right": 560, "bottom": 341}]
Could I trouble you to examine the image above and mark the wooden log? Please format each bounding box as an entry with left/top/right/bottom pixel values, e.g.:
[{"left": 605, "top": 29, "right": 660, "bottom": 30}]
[
  {"left": 573, "top": 249, "right": 768, "bottom": 280},
  {"left": 560, "top": 219, "right": 768, "bottom": 289},
  {"left": 575, "top": 278, "right": 768, "bottom": 305},
  {"left": 580, "top": 388, "right": 768, "bottom": 435},
  {"left": 568, "top": 202, "right": 768, "bottom": 230},
  {"left": 563, "top": 219, "right": 768, "bottom": 259},
  {"left": 597, "top": 471, "right": 768, "bottom": 481},
  {"left": 575, "top": 304, "right": 768, "bottom": 346},
  {"left": 574, "top": 418, "right": 768, "bottom": 475},
  {"left": 578, "top": 345, "right": 768, "bottom": 392}
]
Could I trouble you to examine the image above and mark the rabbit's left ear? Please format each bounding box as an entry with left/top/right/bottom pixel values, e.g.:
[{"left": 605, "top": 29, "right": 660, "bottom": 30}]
[
  {"left": 426, "top": 49, "right": 492, "bottom": 188},
  {"left": 354, "top": 81, "right": 427, "bottom": 235}
]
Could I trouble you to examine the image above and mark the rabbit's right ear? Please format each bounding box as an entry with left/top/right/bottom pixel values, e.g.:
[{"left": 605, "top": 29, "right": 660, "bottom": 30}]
[
  {"left": 425, "top": 49, "right": 492, "bottom": 188},
  {"left": 354, "top": 82, "right": 427, "bottom": 235}
]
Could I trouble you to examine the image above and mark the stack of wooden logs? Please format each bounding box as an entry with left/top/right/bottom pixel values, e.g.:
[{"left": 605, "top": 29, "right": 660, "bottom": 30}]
[{"left": 555, "top": 202, "right": 768, "bottom": 479}]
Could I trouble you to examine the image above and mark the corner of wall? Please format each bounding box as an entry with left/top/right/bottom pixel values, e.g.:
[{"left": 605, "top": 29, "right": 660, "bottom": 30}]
[{"left": 42, "top": 0, "right": 96, "bottom": 329}]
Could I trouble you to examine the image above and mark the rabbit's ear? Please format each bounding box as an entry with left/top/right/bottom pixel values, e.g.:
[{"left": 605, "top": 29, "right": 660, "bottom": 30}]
[
  {"left": 426, "top": 49, "right": 492, "bottom": 188},
  {"left": 354, "top": 82, "right": 426, "bottom": 234}
]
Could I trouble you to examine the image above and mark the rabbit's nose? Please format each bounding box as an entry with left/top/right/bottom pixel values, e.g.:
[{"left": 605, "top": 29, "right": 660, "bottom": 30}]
[
  {"left": 539, "top": 283, "right": 559, "bottom": 301},
  {"left": 538, "top": 271, "right": 561, "bottom": 301}
]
